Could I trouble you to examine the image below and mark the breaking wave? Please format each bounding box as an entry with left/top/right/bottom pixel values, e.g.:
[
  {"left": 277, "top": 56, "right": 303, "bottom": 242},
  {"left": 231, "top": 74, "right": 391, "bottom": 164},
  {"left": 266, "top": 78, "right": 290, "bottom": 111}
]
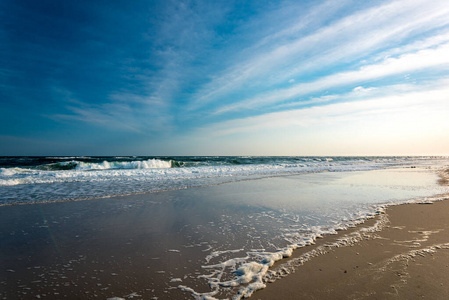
[
  {"left": 1, "top": 156, "right": 446, "bottom": 204},
  {"left": 1, "top": 158, "right": 176, "bottom": 174}
]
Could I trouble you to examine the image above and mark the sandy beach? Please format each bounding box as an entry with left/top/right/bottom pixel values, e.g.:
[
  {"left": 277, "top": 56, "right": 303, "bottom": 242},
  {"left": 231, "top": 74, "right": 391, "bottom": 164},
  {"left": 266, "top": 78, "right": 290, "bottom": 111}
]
[
  {"left": 3, "top": 0, "right": 449, "bottom": 297},
  {"left": 256, "top": 170, "right": 449, "bottom": 300},
  {"left": 1, "top": 166, "right": 448, "bottom": 299}
]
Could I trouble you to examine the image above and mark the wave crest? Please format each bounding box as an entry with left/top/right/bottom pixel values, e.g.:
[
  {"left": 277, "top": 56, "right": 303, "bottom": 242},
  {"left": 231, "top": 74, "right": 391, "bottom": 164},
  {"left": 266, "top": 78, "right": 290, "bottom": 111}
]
[
  {"left": 1, "top": 159, "right": 175, "bottom": 174},
  {"left": 74, "top": 159, "right": 173, "bottom": 170}
]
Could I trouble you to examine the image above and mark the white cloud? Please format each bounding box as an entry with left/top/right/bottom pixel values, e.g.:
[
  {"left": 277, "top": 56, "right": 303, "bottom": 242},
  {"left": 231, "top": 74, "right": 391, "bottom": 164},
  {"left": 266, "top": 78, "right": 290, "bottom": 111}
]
[
  {"left": 371, "top": 29, "right": 449, "bottom": 62},
  {"left": 213, "top": 42, "right": 449, "bottom": 114},
  {"left": 352, "top": 86, "right": 375, "bottom": 93},
  {"left": 188, "top": 0, "right": 449, "bottom": 111},
  {"left": 199, "top": 81, "right": 449, "bottom": 137}
]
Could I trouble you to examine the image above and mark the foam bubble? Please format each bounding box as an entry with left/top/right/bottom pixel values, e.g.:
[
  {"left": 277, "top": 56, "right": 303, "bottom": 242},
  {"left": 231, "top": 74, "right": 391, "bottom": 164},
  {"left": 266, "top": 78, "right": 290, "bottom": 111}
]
[{"left": 74, "top": 159, "right": 172, "bottom": 170}]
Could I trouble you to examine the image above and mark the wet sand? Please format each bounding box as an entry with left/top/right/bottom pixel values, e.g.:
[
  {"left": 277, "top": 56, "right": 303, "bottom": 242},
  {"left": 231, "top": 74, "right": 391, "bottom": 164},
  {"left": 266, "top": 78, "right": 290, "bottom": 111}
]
[
  {"left": 1, "top": 167, "right": 448, "bottom": 299},
  {"left": 0, "top": 195, "right": 198, "bottom": 299},
  {"left": 0, "top": 177, "right": 318, "bottom": 300},
  {"left": 256, "top": 172, "right": 449, "bottom": 299}
]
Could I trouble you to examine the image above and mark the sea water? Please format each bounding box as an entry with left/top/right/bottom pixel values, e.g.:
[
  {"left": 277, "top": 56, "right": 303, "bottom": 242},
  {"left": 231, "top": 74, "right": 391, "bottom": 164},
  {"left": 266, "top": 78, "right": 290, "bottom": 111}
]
[
  {"left": 0, "top": 156, "right": 445, "bottom": 205},
  {"left": 0, "top": 156, "right": 448, "bottom": 299}
]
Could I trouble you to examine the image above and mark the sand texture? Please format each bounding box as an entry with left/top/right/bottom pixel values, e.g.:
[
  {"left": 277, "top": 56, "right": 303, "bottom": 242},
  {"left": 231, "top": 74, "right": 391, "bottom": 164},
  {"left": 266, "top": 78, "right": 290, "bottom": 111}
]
[{"left": 255, "top": 195, "right": 449, "bottom": 300}]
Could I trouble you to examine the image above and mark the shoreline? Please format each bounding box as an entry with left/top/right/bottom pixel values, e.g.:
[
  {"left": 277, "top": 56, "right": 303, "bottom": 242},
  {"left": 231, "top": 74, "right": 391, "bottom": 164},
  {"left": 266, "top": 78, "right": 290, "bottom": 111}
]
[
  {"left": 254, "top": 170, "right": 449, "bottom": 299},
  {"left": 1, "top": 166, "right": 447, "bottom": 299}
]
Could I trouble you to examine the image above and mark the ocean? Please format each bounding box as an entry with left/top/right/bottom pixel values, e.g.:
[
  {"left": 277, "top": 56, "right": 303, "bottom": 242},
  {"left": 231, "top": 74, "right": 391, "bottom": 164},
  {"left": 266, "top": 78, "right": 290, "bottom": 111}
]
[
  {"left": 1, "top": 156, "right": 448, "bottom": 299},
  {"left": 1, "top": 156, "right": 446, "bottom": 206}
]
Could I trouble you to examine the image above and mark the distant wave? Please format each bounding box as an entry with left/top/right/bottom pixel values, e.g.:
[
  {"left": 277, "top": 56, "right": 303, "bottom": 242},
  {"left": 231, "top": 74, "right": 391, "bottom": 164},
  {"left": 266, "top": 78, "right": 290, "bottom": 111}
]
[
  {"left": 1, "top": 158, "right": 178, "bottom": 173},
  {"left": 0, "top": 155, "right": 418, "bottom": 171},
  {"left": 0, "top": 156, "right": 423, "bottom": 182},
  {"left": 1, "top": 156, "right": 447, "bottom": 204},
  {"left": 70, "top": 158, "right": 175, "bottom": 170}
]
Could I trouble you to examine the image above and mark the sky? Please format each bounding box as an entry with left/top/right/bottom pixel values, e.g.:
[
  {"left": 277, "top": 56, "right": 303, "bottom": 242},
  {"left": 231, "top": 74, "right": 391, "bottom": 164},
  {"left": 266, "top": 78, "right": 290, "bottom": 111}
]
[{"left": 1, "top": 0, "right": 449, "bottom": 156}]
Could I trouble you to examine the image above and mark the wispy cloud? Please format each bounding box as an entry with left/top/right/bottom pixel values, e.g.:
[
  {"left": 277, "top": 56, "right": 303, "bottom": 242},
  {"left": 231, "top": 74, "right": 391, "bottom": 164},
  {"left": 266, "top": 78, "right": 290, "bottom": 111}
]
[
  {"left": 45, "top": 1, "right": 233, "bottom": 134},
  {"left": 197, "top": 80, "right": 449, "bottom": 137},
  {"left": 187, "top": 0, "right": 449, "bottom": 112},
  {"left": 51, "top": 102, "right": 142, "bottom": 133},
  {"left": 212, "top": 42, "right": 449, "bottom": 114}
]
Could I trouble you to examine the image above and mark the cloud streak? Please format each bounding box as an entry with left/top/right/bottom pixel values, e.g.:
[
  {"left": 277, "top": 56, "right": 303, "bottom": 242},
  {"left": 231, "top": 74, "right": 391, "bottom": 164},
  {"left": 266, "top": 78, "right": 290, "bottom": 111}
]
[
  {"left": 187, "top": 0, "right": 449, "bottom": 113},
  {"left": 213, "top": 42, "right": 449, "bottom": 114},
  {"left": 198, "top": 80, "right": 449, "bottom": 137}
]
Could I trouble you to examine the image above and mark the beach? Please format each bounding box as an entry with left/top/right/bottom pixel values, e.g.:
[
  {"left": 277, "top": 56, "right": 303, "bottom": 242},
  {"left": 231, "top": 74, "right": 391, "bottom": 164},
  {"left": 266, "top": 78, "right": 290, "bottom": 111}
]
[
  {"left": 4, "top": 0, "right": 449, "bottom": 298},
  {"left": 255, "top": 191, "right": 449, "bottom": 299},
  {"left": 3, "top": 0, "right": 449, "bottom": 297},
  {"left": 1, "top": 158, "right": 448, "bottom": 299}
]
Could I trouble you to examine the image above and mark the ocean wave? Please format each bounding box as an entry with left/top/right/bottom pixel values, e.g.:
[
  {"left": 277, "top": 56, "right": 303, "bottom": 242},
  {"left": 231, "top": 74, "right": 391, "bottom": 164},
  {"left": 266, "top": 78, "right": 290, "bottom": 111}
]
[
  {"left": 0, "top": 167, "right": 35, "bottom": 176},
  {"left": 0, "top": 156, "right": 416, "bottom": 186},
  {"left": 73, "top": 159, "right": 173, "bottom": 170},
  {"left": 1, "top": 157, "right": 446, "bottom": 203},
  {"left": 29, "top": 158, "right": 175, "bottom": 171}
]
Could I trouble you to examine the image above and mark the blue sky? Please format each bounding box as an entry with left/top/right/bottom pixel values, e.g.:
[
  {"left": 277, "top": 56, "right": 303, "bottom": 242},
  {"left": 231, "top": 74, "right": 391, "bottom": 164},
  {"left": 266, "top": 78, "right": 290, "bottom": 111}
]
[{"left": 1, "top": 0, "right": 449, "bottom": 156}]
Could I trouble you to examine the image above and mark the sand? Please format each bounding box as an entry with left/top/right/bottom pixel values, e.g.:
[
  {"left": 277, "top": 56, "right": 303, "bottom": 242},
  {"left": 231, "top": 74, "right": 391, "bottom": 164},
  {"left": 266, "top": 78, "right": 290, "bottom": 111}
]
[
  {"left": 255, "top": 171, "right": 449, "bottom": 300},
  {"left": 1, "top": 168, "right": 448, "bottom": 299}
]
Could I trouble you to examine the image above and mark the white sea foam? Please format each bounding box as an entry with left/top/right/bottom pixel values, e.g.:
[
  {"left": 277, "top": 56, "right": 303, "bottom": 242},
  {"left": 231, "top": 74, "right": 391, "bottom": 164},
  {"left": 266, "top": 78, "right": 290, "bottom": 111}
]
[
  {"left": 178, "top": 285, "right": 219, "bottom": 300},
  {"left": 75, "top": 159, "right": 172, "bottom": 170},
  {"left": 0, "top": 167, "right": 33, "bottom": 176},
  {"left": 205, "top": 249, "right": 244, "bottom": 263},
  {"left": 181, "top": 208, "right": 391, "bottom": 299}
]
